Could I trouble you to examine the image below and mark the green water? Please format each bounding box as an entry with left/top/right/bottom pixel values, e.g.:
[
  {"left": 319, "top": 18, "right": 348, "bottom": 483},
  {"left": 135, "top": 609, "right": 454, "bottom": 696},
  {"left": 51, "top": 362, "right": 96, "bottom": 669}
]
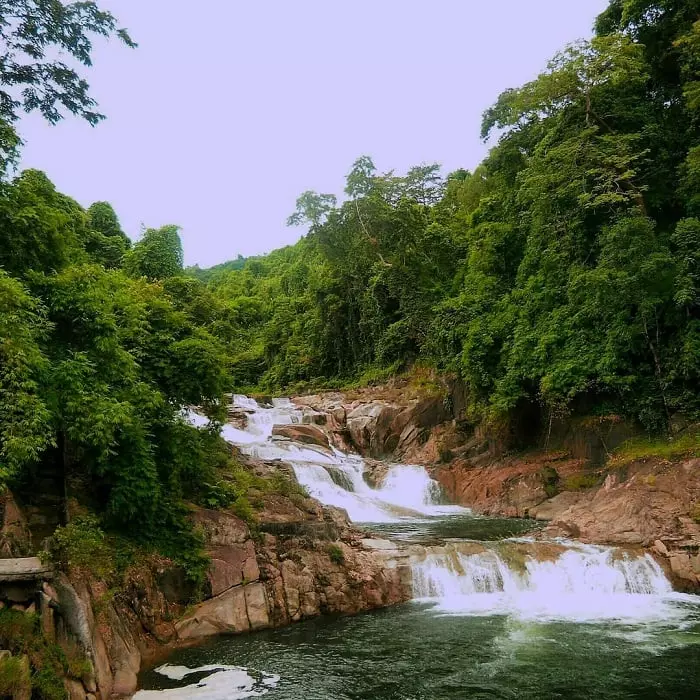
[
  {"left": 138, "top": 601, "right": 700, "bottom": 699},
  {"left": 363, "top": 513, "right": 541, "bottom": 544}
]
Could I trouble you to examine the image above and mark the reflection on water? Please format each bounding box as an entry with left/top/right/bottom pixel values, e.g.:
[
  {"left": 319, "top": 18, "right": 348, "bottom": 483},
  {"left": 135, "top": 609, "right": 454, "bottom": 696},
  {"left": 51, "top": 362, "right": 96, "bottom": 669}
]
[{"left": 364, "top": 512, "right": 540, "bottom": 544}]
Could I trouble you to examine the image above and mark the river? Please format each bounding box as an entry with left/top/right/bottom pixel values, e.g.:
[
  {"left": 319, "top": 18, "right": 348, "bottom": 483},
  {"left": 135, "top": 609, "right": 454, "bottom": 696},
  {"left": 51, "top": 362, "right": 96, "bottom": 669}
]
[{"left": 136, "top": 397, "right": 700, "bottom": 699}]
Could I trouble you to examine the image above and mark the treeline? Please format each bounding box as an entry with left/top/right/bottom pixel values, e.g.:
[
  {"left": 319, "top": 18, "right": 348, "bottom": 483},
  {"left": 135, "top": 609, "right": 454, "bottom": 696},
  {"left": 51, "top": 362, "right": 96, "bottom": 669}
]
[{"left": 201, "top": 0, "right": 700, "bottom": 437}]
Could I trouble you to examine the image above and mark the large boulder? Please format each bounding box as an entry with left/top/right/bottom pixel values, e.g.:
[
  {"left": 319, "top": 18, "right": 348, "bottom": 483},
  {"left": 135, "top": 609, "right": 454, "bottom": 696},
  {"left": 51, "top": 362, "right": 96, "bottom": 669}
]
[{"left": 272, "top": 424, "right": 330, "bottom": 449}]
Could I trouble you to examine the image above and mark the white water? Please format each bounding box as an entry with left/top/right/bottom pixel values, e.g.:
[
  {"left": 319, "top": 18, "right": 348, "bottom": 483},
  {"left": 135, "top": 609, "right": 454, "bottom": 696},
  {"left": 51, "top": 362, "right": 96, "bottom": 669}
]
[
  {"left": 134, "top": 664, "right": 279, "bottom": 699},
  {"left": 188, "top": 395, "right": 463, "bottom": 523},
  {"left": 411, "top": 541, "right": 697, "bottom": 623}
]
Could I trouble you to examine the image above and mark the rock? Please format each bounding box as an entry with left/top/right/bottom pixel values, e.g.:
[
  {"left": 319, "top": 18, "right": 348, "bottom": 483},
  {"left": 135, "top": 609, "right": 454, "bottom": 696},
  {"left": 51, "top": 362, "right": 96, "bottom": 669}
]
[
  {"left": 272, "top": 423, "right": 330, "bottom": 449},
  {"left": 156, "top": 566, "right": 199, "bottom": 604},
  {"left": 244, "top": 583, "right": 270, "bottom": 630},
  {"left": 14, "top": 655, "right": 31, "bottom": 700},
  {"left": 653, "top": 539, "right": 669, "bottom": 557},
  {"left": 0, "top": 491, "right": 32, "bottom": 557},
  {"left": 0, "top": 649, "right": 10, "bottom": 661},
  {"left": 360, "top": 538, "right": 399, "bottom": 551},
  {"left": 531, "top": 492, "right": 584, "bottom": 521},
  {"left": 39, "top": 592, "right": 55, "bottom": 641},
  {"left": 176, "top": 586, "right": 250, "bottom": 640},
  {"left": 191, "top": 508, "right": 250, "bottom": 545},
  {"left": 208, "top": 540, "right": 259, "bottom": 596},
  {"left": 65, "top": 679, "right": 87, "bottom": 700}
]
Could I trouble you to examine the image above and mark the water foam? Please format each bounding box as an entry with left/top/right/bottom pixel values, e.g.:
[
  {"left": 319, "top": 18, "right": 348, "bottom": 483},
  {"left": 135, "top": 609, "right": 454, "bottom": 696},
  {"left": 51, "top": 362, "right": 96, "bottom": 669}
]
[
  {"left": 410, "top": 542, "right": 690, "bottom": 622},
  {"left": 134, "top": 664, "right": 279, "bottom": 699}
]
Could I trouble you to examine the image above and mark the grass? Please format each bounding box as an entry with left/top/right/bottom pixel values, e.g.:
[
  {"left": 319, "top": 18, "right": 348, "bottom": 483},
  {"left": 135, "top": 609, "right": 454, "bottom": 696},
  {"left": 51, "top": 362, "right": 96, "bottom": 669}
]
[
  {"left": 610, "top": 428, "right": 700, "bottom": 466},
  {"left": 563, "top": 473, "right": 601, "bottom": 491},
  {"left": 0, "top": 655, "right": 30, "bottom": 697}
]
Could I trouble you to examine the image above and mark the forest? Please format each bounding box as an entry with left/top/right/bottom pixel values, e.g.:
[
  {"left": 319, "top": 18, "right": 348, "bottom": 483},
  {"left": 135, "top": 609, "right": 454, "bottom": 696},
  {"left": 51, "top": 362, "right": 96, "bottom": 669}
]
[{"left": 1, "top": 0, "right": 700, "bottom": 567}]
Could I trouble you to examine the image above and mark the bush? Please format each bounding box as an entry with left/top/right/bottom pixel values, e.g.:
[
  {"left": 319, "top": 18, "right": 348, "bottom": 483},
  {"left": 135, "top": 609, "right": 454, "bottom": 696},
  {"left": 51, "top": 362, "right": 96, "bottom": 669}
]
[
  {"left": 43, "top": 515, "right": 114, "bottom": 580},
  {"left": 0, "top": 655, "right": 30, "bottom": 697},
  {"left": 540, "top": 466, "right": 560, "bottom": 499},
  {"left": 0, "top": 609, "right": 69, "bottom": 700},
  {"left": 328, "top": 544, "right": 345, "bottom": 565}
]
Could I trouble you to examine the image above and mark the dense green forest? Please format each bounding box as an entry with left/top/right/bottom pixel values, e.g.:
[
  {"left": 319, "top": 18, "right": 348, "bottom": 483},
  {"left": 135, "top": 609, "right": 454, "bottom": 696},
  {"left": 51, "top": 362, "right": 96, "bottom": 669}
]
[
  {"left": 1, "top": 0, "right": 700, "bottom": 567},
  {"left": 204, "top": 0, "right": 700, "bottom": 438}
]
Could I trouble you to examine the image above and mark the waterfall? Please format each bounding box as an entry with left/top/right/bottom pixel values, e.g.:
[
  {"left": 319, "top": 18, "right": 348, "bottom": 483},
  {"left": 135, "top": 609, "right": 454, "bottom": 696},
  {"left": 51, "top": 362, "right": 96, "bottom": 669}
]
[
  {"left": 188, "top": 395, "right": 463, "bottom": 523},
  {"left": 411, "top": 542, "right": 680, "bottom": 622}
]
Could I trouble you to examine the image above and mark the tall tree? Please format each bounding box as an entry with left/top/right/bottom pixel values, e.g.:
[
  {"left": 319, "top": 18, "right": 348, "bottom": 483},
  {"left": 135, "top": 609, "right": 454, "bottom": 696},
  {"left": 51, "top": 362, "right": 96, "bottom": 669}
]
[{"left": 124, "top": 224, "right": 184, "bottom": 281}]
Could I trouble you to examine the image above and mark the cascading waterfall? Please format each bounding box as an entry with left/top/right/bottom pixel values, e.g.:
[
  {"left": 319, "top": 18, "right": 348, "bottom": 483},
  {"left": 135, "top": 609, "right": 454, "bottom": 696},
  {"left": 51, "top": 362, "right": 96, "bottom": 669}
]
[
  {"left": 410, "top": 542, "right": 684, "bottom": 621},
  {"left": 188, "top": 395, "right": 686, "bottom": 624},
  {"left": 189, "top": 395, "right": 460, "bottom": 523}
]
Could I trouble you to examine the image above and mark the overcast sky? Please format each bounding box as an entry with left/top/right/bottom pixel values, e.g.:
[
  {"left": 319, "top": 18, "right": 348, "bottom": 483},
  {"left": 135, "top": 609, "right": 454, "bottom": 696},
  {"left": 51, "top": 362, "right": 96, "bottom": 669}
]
[{"left": 17, "top": 1, "right": 609, "bottom": 268}]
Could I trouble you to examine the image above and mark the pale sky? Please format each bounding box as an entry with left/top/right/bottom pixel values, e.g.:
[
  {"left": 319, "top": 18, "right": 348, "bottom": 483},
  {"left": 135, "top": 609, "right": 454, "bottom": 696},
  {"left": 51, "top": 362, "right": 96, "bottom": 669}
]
[{"left": 17, "top": 1, "right": 609, "bottom": 268}]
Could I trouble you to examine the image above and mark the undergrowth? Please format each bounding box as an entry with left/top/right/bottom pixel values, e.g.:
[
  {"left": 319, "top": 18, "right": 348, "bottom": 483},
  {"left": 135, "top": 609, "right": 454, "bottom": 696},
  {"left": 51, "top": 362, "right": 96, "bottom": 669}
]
[
  {"left": 0, "top": 608, "right": 91, "bottom": 700},
  {"left": 610, "top": 428, "right": 700, "bottom": 466}
]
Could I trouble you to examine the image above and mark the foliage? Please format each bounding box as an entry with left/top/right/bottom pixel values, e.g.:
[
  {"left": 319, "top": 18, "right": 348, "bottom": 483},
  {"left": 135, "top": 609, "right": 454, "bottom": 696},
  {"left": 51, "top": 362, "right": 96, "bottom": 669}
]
[
  {"left": 563, "top": 473, "right": 602, "bottom": 491},
  {"left": 177, "top": 0, "right": 700, "bottom": 448},
  {"left": 611, "top": 428, "right": 700, "bottom": 464},
  {"left": 44, "top": 514, "right": 114, "bottom": 579},
  {"left": 540, "top": 466, "right": 560, "bottom": 499},
  {"left": 0, "top": 0, "right": 135, "bottom": 126},
  {"left": 124, "top": 224, "right": 184, "bottom": 280},
  {"left": 0, "top": 609, "right": 68, "bottom": 699},
  {"left": 327, "top": 543, "right": 345, "bottom": 565}
]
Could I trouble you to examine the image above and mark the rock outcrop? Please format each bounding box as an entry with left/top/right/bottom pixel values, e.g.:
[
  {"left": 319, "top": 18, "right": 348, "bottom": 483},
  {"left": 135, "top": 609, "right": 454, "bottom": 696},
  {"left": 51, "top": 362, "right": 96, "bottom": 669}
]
[
  {"left": 0, "top": 481, "right": 410, "bottom": 700},
  {"left": 294, "top": 392, "right": 452, "bottom": 462},
  {"left": 432, "top": 451, "right": 700, "bottom": 592}
]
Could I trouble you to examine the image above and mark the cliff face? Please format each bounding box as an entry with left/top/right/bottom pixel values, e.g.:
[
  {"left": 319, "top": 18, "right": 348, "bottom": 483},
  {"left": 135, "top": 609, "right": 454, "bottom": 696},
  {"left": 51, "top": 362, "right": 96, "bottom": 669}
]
[{"left": 1, "top": 481, "right": 410, "bottom": 699}]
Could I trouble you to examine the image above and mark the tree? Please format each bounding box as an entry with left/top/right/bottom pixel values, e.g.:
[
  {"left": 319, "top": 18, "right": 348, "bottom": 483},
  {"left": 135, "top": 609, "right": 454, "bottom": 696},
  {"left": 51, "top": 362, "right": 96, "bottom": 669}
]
[
  {"left": 84, "top": 201, "right": 130, "bottom": 269},
  {"left": 0, "top": 0, "right": 135, "bottom": 126},
  {"left": 286, "top": 191, "right": 337, "bottom": 228},
  {"left": 123, "top": 224, "right": 184, "bottom": 280},
  {"left": 0, "top": 168, "right": 87, "bottom": 276},
  {"left": 0, "top": 270, "right": 51, "bottom": 485}
]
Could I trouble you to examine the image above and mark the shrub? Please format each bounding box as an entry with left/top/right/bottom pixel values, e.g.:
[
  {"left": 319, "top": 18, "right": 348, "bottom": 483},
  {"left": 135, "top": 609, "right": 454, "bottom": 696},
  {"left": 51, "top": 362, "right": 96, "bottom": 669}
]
[
  {"left": 0, "top": 609, "right": 68, "bottom": 700},
  {"left": 540, "top": 466, "right": 560, "bottom": 499},
  {"left": 0, "top": 655, "right": 30, "bottom": 697},
  {"left": 43, "top": 515, "right": 114, "bottom": 580},
  {"left": 328, "top": 544, "right": 345, "bottom": 564}
]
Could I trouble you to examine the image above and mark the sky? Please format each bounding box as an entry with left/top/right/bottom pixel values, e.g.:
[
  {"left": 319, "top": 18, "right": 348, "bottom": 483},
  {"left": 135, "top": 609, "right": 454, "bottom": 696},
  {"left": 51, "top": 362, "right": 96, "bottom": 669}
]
[{"left": 17, "top": 1, "right": 609, "bottom": 268}]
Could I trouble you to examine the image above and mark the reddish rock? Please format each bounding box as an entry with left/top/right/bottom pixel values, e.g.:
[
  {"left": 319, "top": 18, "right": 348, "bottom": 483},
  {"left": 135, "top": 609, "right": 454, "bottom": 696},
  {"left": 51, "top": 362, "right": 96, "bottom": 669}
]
[
  {"left": 272, "top": 423, "right": 330, "bottom": 449},
  {"left": 191, "top": 508, "right": 250, "bottom": 545}
]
